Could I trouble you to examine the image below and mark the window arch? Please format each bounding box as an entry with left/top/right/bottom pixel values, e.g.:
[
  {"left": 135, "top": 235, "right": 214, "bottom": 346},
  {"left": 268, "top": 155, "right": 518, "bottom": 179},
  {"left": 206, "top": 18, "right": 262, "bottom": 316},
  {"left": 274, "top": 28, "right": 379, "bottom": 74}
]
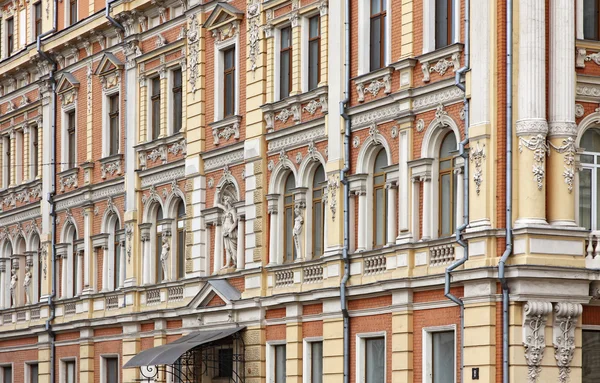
[
  {"left": 283, "top": 173, "right": 296, "bottom": 263},
  {"left": 373, "top": 149, "right": 388, "bottom": 248},
  {"left": 439, "top": 132, "right": 457, "bottom": 237},
  {"left": 311, "top": 165, "right": 326, "bottom": 258},
  {"left": 176, "top": 200, "right": 186, "bottom": 279},
  {"left": 579, "top": 128, "right": 600, "bottom": 230}
]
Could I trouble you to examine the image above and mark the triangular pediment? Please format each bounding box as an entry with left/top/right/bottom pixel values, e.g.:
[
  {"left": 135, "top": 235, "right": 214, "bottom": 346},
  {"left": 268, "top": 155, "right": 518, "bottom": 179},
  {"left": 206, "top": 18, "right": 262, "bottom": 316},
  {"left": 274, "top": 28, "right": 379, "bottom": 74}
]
[
  {"left": 56, "top": 73, "right": 79, "bottom": 94},
  {"left": 188, "top": 279, "right": 241, "bottom": 309},
  {"left": 94, "top": 53, "right": 123, "bottom": 77},
  {"left": 204, "top": 3, "right": 244, "bottom": 32}
]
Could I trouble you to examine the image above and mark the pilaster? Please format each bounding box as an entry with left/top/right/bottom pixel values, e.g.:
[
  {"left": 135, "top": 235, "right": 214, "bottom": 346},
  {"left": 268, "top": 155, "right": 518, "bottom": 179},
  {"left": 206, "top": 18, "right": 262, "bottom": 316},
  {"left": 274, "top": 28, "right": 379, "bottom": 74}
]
[
  {"left": 123, "top": 324, "right": 141, "bottom": 383},
  {"left": 323, "top": 317, "right": 344, "bottom": 382},
  {"left": 9, "top": 129, "right": 15, "bottom": 187},
  {"left": 290, "top": 12, "right": 302, "bottom": 96},
  {"left": 319, "top": 10, "right": 328, "bottom": 86},
  {"left": 400, "top": 0, "right": 414, "bottom": 58},
  {"left": 23, "top": 126, "right": 30, "bottom": 181},
  {"left": 79, "top": 330, "right": 94, "bottom": 383},
  {"left": 244, "top": 326, "right": 266, "bottom": 383},
  {"left": 391, "top": 291, "right": 413, "bottom": 382},
  {"left": 286, "top": 304, "right": 303, "bottom": 383}
]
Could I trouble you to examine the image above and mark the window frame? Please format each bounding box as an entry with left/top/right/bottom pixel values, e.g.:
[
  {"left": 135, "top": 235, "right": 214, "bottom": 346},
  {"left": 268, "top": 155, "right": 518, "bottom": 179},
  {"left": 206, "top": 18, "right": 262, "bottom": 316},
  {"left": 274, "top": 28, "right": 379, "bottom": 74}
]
[
  {"left": 369, "top": 0, "right": 387, "bottom": 71},
  {"left": 357, "top": 0, "right": 391, "bottom": 75},
  {"left": 373, "top": 150, "right": 388, "bottom": 248},
  {"left": 355, "top": 332, "right": 387, "bottom": 383},
  {"left": 305, "top": 14, "right": 321, "bottom": 91},
  {"left": 170, "top": 67, "right": 183, "bottom": 134},
  {"left": 303, "top": 337, "right": 323, "bottom": 383},
  {"left": 150, "top": 76, "right": 161, "bottom": 141},
  {"left": 2, "top": 135, "right": 10, "bottom": 188},
  {"left": 266, "top": 341, "right": 287, "bottom": 383},
  {"left": 438, "top": 132, "right": 457, "bottom": 238},
  {"left": 65, "top": 109, "right": 77, "bottom": 170},
  {"left": 6, "top": 17, "right": 14, "bottom": 57},
  {"left": 33, "top": 3, "right": 42, "bottom": 39},
  {"left": 68, "top": 0, "right": 78, "bottom": 26},
  {"left": 583, "top": 0, "right": 600, "bottom": 40},
  {"left": 213, "top": 34, "right": 239, "bottom": 121},
  {"left": 105, "top": 92, "right": 120, "bottom": 157},
  {"left": 422, "top": 325, "right": 457, "bottom": 383},
  {"left": 283, "top": 173, "right": 295, "bottom": 263},
  {"left": 434, "top": 0, "right": 454, "bottom": 49},
  {"left": 25, "top": 362, "right": 39, "bottom": 383},
  {"left": 579, "top": 129, "right": 600, "bottom": 230},
  {"left": 29, "top": 124, "right": 39, "bottom": 180},
  {"left": 0, "top": 364, "right": 12, "bottom": 383},
  {"left": 100, "top": 355, "right": 120, "bottom": 383},
  {"left": 60, "top": 359, "right": 77, "bottom": 383},
  {"left": 176, "top": 201, "right": 186, "bottom": 280},
  {"left": 423, "top": 0, "right": 459, "bottom": 53},
  {"left": 277, "top": 25, "right": 293, "bottom": 100},
  {"left": 311, "top": 166, "right": 326, "bottom": 259}
]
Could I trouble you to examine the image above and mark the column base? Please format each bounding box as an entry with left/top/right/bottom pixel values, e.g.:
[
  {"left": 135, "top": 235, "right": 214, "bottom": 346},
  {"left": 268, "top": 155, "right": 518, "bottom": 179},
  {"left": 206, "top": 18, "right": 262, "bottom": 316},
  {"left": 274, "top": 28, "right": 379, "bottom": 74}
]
[
  {"left": 548, "top": 219, "right": 577, "bottom": 227},
  {"left": 514, "top": 218, "right": 548, "bottom": 228},
  {"left": 81, "top": 288, "right": 95, "bottom": 296},
  {"left": 124, "top": 277, "right": 137, "bottom": 288},
  {"left": 396, "top": 233, "right": 413, "bottom": 245}
]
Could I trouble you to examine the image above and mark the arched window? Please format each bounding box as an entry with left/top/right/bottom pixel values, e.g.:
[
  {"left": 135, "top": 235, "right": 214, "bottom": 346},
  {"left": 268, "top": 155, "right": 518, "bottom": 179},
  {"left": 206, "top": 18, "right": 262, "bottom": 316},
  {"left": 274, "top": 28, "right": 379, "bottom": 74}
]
[
  {"left": 155, "top": 206, "right": 164, "bottom": 283},
  {"left": 283, "top": 173, "right": 295, "bottom": 262},
  {"left": 312, "top": 165, "right": 326, "bottom": 258},
  {"left": 580, "top": 128, "right": 600, "bottom": 230},
  {"left": 176, "top": 201, "right": 186, "bottom": 279},
  {"left": 113, "top": 219, "right": 121, "bottom": 289},
  {"left": 373, "top": 149, "right": 388, "bottom": 248},
  {"left": 439, "top": 132, "right": 457, "bottom": 237}
]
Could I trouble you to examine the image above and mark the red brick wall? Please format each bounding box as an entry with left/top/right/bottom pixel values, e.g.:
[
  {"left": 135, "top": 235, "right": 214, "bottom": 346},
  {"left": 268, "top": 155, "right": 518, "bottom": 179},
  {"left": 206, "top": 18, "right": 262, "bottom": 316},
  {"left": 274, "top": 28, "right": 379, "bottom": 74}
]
[
  {"left": 266, "top": 308, "right": 286, "bottom": 319},
  {"left": 266, "top": 324, "right": 286, "bottom": 341},
  {"left": 349, "top": 314, "right": 392, "bottom": 383}
]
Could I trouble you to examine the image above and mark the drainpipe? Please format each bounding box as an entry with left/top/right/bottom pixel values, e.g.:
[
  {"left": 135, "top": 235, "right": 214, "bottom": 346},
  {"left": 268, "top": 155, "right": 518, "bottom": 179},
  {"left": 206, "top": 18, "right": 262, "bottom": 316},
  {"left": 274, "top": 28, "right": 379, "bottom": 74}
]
[
  {"left": 498, "top": 0, "right": 513, "bottom": 382},
  {"left": 36, "top": 2, "right": 57, "bottom": 382},
  {"left": 444, "top": 0, "right": 469, "bottom": 381},
  {"left": 339, "top": 0, "right": 351, "bottom": 381},
  {"left": 105, "top": 0, "right": 125, "bottom": 32}
]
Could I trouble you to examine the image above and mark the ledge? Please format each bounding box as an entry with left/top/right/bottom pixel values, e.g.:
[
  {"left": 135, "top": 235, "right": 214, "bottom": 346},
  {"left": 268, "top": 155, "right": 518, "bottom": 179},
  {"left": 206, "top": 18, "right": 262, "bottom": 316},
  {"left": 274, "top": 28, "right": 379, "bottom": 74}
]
[
  {"left": 352, "top": 67, "right": 393, "bottom": 103},
  {"left": 57, "top": 167, "right": 79, "bottom": 192},
  {"left": 99, "top": 154, "right": 123, "bottom": 179},
  {"left": 209, "top": 115, "right": 242, "bottom": 146},
  {"left": 261, "top": 86, "right": 328, "bottom": 132},
  {"left": 416, "top": 43, "right": 463, "bottom": 83}
]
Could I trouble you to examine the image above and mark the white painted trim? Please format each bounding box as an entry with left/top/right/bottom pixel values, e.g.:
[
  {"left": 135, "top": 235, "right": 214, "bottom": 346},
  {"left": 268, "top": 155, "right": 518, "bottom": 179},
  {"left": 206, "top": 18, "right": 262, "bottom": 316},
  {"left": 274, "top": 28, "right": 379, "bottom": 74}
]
[
  {"left": 303, "top": 337, "right": 324, "bottom": 383},
  {"left": 24, "top": 361, "right": 38, "bottom": 383},
  {"left": 355, "top": 331, "right": 387, "bottom": 383},
  {"left": 213, "top": 35, "right": 240, "bottom": 121},
  {"left": 422, "top": 324, "right": 457, "bottom": 383},
  {"left": 99, "top": 354, "right": 120, "bottom": 383},
  {"left": 577, "top": 0, "right": 584, "bottom": 40},
  {"left": 61, "top": 103, "right": 77, "bottom": 171},
  {"left": 0, "top": 363, "right": 13, "bottom": 383},
  {"left": 266, "top": 341, "right": 286, "bottom": 383},
  {"left": 59, "top": 358, "right": 78, "bottom": 383},
  {"left": 101, "top": 86, "right": 120, "bottom": 158},
  {"left": 357, "top": 0, "right": 392, "bottom": 75}
]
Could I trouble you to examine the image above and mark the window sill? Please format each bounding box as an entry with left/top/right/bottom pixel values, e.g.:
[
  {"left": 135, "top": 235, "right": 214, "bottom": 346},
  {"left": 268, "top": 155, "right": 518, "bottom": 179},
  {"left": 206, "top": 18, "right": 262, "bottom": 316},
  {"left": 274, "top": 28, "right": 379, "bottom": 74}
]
[
  {"left": 352, "top": 67, "right": 394, "bottom": 103},
  {"left": 209, "top": 115, "right": 242, "bottom": 146},
  {"left": 416, "top": 42, "right": 463, "bottom": 83},
  {"left": 261, "top": 86, "right": 328, "bottom": 132},
  {"left": 135, "top": 132, "right": 186, "bottom": 170}
]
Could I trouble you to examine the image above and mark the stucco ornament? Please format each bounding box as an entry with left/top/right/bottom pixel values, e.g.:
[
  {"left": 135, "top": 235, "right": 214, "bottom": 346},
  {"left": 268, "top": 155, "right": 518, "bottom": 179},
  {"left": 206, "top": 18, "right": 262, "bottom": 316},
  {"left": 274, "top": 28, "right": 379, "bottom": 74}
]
[
  {"left": 548, "top": 137, "right": 577, "bottom": 193},
  {"left": 416, "top": 119, "right": 425, "bottom": 132},
  {"left": 523, "top": 301, "right": 553, "bottom": 383},
  {"left": 187, "top": 14, "right": 200, "bottom": 93},
  {"left": 575, "top": 103, "right": 584, "bottom": 118},
  {"left": 553, "top": 303, "right": 582, "bottom": 383},
  {"left": 326, "top": 175, "right": 339, "bottom": 222},
  {"left": 9, "top": 268, "right": 17, "bottom": 308},
  {"left": 219, "top": 196, "right": 238, "bottom": 269},
  {"left": 470, "top": 142, "right": 486, "bottom": 196},
  {"left": 292, "top": 206, "right": 304, "bottom": 259},
  {"left": 247, "top": 0, "right": 260, "bottom": 73},
  {"left": 160, "top": 236, "right": 170, "bottom": 281},
  {"left": 519, "top": 134, "right": 549, "bottom": 191}
]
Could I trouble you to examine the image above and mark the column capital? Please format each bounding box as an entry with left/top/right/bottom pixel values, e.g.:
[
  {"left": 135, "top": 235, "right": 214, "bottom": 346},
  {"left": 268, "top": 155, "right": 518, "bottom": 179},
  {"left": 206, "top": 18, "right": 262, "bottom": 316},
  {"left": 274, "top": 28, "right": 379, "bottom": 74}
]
[
  {"left": 547, "top": 122, "right": 577, "bottom": 138},
  {"left": 516, "top": 119, "right": 548, "bottom": 137}
]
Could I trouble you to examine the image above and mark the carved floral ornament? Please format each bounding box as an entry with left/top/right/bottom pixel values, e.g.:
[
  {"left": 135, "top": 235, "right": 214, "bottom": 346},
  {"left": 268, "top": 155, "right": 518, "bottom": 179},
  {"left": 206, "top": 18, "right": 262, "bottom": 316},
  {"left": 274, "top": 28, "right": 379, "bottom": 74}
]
[
  {"left": 421, "top": 52, "right": 461, "bottom": 83},
  {"left": 553, "top": 303, "right": 582, "bottom": 383},
  {"left": 356, "top": 74, "right": 392, "bottom": 102},
  {"left": 470, "top": 142, "right": 485, "bottom": 196},
  {"left": 523, "top": 301, "right": 552, "bottom": 383},
  {"left": 519, "top": 134, "right": 549, "bottom": 191}
]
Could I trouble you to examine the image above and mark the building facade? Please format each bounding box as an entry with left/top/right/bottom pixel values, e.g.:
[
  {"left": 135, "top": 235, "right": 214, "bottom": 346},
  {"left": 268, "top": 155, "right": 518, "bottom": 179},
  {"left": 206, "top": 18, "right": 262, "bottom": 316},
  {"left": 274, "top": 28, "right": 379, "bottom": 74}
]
[{"left": 0, "top": 0, "right": 598, "bottom": 382}]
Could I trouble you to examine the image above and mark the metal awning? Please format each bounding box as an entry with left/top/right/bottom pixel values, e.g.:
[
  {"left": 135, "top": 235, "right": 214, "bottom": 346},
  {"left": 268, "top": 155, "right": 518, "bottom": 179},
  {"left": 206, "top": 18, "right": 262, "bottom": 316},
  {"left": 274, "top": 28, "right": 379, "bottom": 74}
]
[{"left": 124, "top": 326, "right": 245, "bottom": 368}]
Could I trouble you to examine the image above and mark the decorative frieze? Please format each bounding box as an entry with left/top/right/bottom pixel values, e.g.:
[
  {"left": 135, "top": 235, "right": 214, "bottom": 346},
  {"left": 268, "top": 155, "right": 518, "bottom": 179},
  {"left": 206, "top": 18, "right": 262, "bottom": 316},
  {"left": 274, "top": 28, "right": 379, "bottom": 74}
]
[
  {"left": 519, "top": 134, "right": 548, "bottom": 191},
  {"left": 100, "top": 157, "right": 122, "bottom": 179},
  {"left": 168, "top": 139, "right": 187, "bottom": 156},
  {"left": 147, "top": 145, "right": 168, "bottom": 165},
  {"left": 548, "top": 137, "right": 577, "bottom": 193},
  {"left": 356, "top": 74, "right": 391, "bottom": 102},
  {"left": 523, "top": 301, "right": 552, "bottom": 383},
  {"left": 187, "top": 14, "right": 201, "bottom": 93},
  {"left": 210, "top": 116, "right": 242, "bottom": 145},
  {"left": 58, "top": 169, "right": 79, "bottom": 192}
]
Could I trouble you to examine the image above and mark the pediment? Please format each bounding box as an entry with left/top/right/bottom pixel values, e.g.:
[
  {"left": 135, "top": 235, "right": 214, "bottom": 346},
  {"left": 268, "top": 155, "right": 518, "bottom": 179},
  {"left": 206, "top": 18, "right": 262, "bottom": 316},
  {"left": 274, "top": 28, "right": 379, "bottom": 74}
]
[
  {"left": 204, "top": 3, "right": 244, "bottom": 32},
  {"left": 188, "top": 279, "right": 241, "bottom": 309},
  {"left": 56, "top": 73, "right": 79, "bottom": 94},
  {"left": 94, "top": 53, "right": 123, "bottom": 77}
]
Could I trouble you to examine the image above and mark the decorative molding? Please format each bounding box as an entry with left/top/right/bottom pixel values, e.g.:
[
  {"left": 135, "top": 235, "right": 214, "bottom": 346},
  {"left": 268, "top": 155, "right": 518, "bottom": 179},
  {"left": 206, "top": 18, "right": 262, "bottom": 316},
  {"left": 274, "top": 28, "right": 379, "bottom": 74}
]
[
  {"left": 413, "top": 87, "right": 463, "bottom": 110},
  {"left": 187, "top": 14, "right": 201, "bottom": 93},
  {"left": 523, "top": 301, "right": 552, "bottom": 383},
  {"left": 168, "top": 139, "right": 187, "bottom": 156},
  {"left": 352, "top": 136, "right": 360, "bottom": 148},
  {"left": 421, "top": 53, "right": 460, "bottom": 83},
  {"left": 59, "top": 171, "right": 78, "bottom": 192},
  {"left": 548, "top": 122, "right": 577, "bottom": 137},
  {"left": 356, "top": 74, "right": 392, "bottom": 102},
  {"left": 548, "top": 137, "right": 577, "bottom": 193},
  {"left": 267, "top": 125, "right": 326, "bottom": 153},
  {"left": 208, "top": 178, "right": 214, "bottom": 188},
  {"left": 350, "top": 103, "right": 402, "bottom": 129},
  {"left": 575, "top": 103, "right": 584, "bottom": 118},
  {"left": 147, "top": 145, "right": 168, "bottom": 164},
  {"left": 516, "top": 119, "right": 549, "bottom": 136},
  {"left": 211, "top": 117, "right": 241, "bottom": 145},
  {"left": 100, "top": 157, "right": 122, "bottom": 179},
  {"left": 432, "top": 103, "right": 448, "bottom": 126},
  {"left": 303, "top": 96, "right": 328, "bottom": 115},
  {"left": 416, "top": 119, "right": 425, "bottom": 132},
  {"left": 519, "top": 134, "right": 548, "bottom": 191},
  {"left": 247, "top": 0, "right": 260, "bottom": 73},
  {"left": 553, "top": 302, "right": 582, "bottom": 383},
  {"left": 141, "top": 185, "right": 161, "bottom": 206},
  {"left": 203, "top": 148, "right": 244, "bottom": 172},
  {"left": 140, "top": 167, "right": 185, "bottom": 188},
  {"left": 470, "top": 142, "right": 485, "bottom": 196},
  {"left": 326, "top": 174, "right": 339, "bottom": 221}
]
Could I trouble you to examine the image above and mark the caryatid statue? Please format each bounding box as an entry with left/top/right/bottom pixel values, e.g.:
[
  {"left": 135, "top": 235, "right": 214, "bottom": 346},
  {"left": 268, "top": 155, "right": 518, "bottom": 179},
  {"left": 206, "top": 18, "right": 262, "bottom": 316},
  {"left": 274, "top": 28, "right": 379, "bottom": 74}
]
[
  {"left": 23, "top": 264, "right": 32, "bottom": 305},
  {"left": 160, "top": 237, "right": 170, "bottom": 281},
  {"left": 220, "top": 196, "right": 238, "bottom": 269}
]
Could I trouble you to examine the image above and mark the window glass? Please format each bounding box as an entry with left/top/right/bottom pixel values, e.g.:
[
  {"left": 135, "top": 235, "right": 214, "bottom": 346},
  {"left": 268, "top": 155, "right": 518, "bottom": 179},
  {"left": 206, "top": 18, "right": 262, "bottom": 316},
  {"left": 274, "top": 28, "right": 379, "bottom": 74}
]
[
  {"left": 312, "top": 165, "right": 325, "bottom": 258},
  {"left": 172, "top": 69, "right": 182, "bottom": 133},
  {"left": 369, "top": 0, "right": 386, "bottom": 71},
  {"left": 72, "top": 230, "right": 78, "bottom": 296},
  {"left": 29, "top": 364, "right": 38, "bottom": 383},
  {"left": 432, "top": 331, "right": 454, "bottom": 383},
  {"left": 581, "top": 128, "right": 600, "bottom": 230},
  {"left": 67, "top": 111, "right": 76, "bottom": 168},
  {"left": 7, "top": 18, "right": 14, "bottom": 56},
  {"left": 435, "top": 0, "right": 452, "bottom": 49},
  {"left": 177, "top": 201, "right": 185, "bottom": 279},
  {"left": 3, "top": 366, "right": 11, "bottom": 383},
  {"left": 69, "top": 0, "right": 77, "bottom": 25},
  {"left": 308, "top": 16, "right": 321, "bottom": 91},
  {"left": 284, "top": 174, "right": 295, "bottom": 262},
  {"left": 224, "top": 48, "right": 236, "bottom": 118},
  {"left": 105, "top": 358, "right": 118, "bottom": 383},
  {"left": 109, "top": 94, "right": 119, "bottom": 156},
  {"left": 439, "top": 133, "right": 457, "bottom": 237},
  {"left": 31, "top": 126, "right": 38, "bottom": 178},
  {"left": 373, "top": 149, "right": 387, "bottom": 247},
  {"left": 585, "top": 0, "right": 600, "bottom": 40},
  {"left": 66, "top": 361, "right": 75, "bottom": 383},
  {"left": 151, "top": 77, "right": 161, "bottom": 140},
  {"left": 34, "top": 3, "right": 42, "bottom": 38},
  {"left": 155, "top": 206, "right": 163, "bottom": 283},
  {"left": 218, "top": 349, "right": 233, "bottom": 378},
  {"left": 114, "top": 220, "right": 121, "bottom": 289},
  {"left": 311, "top": 342, "right": 323, "bottom": 383},
  {"left": 275, "top": 345, "right": 286, "bottom": 383},
  {"left": 280, "top": 27, "right": 292, "bottom": 99},
  {"left": 583, "top": 330, "right": 600, "bottom": 382},
  {"left": 365, "top": 337, "right": 385, "bottom": 383}
]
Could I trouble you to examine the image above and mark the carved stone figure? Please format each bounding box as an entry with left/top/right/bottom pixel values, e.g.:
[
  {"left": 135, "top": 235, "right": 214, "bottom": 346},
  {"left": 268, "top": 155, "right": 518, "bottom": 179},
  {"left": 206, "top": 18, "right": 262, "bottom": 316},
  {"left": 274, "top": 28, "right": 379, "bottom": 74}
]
[
  {"left": 9, "top": 269, "right": 17, "bottom": 308},
  {"left": 160, "top": 237, "right": 170, "bottom": 281},
  {"left": 292, "top": 206, "right": 304, "bottom": 260},
  {"left": 220, "top": 196, "right": 238, "bottom": 268},
  {"left": 23, "top": 264, "right": 32, "bottom": 305}
]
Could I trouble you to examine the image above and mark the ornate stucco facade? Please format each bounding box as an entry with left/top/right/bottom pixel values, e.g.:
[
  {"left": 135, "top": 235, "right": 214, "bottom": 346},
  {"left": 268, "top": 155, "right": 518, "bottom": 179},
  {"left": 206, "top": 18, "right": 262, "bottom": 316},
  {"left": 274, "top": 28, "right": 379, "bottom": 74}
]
[{"left": 0, "top": 0, "right": 599, "bottom": 382}]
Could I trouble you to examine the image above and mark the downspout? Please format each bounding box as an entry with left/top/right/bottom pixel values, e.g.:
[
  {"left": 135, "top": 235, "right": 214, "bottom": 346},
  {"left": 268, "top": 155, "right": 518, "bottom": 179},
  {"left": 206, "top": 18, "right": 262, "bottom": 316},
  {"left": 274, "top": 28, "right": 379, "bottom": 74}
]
[
  {"left": 339, "top": 0, "right": 351, "bottom": 381},
  {"left": 444, "top": 0, "right": 469, "bottom": 382},
  {"left": 498, "top": 0, "right": 513, "bottom": 382},
  {"left": 105, "top": 0, "right": 125, "bottom": 31},
  {"left": 37, "top": 2, "right": 57, "bottom": 382}
]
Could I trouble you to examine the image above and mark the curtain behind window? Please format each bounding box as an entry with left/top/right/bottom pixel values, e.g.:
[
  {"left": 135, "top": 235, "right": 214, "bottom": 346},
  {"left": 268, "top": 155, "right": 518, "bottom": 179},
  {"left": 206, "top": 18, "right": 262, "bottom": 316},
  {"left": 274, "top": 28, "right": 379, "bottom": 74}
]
[
  {"left": 365, "top": 337, "right": 385, "bottom": 383},
  {"left": 433, "top": 331, "right": 454, "bottom": 383}
]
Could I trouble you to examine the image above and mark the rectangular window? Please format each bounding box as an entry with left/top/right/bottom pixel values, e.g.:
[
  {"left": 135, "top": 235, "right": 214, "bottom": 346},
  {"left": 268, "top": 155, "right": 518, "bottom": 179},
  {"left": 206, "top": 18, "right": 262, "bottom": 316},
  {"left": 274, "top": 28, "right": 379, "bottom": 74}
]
[
  {"left": 151, "top": 77, "right": 161, "bottom": 140},
  {"left": 67, "top": 110, "right": 76, "bottom": 169},
  {"left": 432, "top": 331, "right": 454, "bottom": 383},
  {"left": 223, "top": 48, "right": 236, "bottom": 118},
  {"left": 365, "top": 337, "right": 385, "bottom": 383},
  {"left": 583, "top": 330, "right": 600, "bottom": 382},
  {"left": 369, "top": 0, "right": 386, "bottom": 71},
  {"left": 28, "top": 363, "right": 38, "bottom": 383},
  {"left": 108, "top": 94, "right": 119, "bottom": 156},
  {"left": 69, "top": 0, "right": 77, "bottom": 25},
  {"left": 15, "top": 130, "right": 22, "bottom": 185},
  {"left": 31, "top": 126, "right": 38, "bottom": 179},
  {"left": 2, "top": 366, "right": 11, "bottom": 383},
  {"left": 73, "top": 250, "right": 79, "bottom": 296},
  {"left": 308, "top": 15, "right": 321, "bottom": 91},
  {"left": 156, "top": 230, "right": 163, "bottom": 283},
  {"left": 274, "top": 344, "right": 286, "bottom": 383},
  {"left": 310, "top": 341, "right": 323, "bottom": 383},
  {"left": 7, "top": 18, "right": 14, "bottom": 56},
  {"left": 279, "top": 26, "right": 292, "bottom": 100},
  {"left": 65, "top": 361, "right": 76, "bottom": 383},
  {"left": 34, "top": 3, "right": 42, "bottom": 38},
  {"left": 585, "top": 0, "right": 600, "bottom": 40},
  {"left": 104, "top": 357, "right": 118, "bottom": 383},
  {"left": 4, "top": 137, "right": 10, "bottom": 188},
  {"left": 284, "top": 193, "right": 294, "bottom": 262},
  {"left": 435, "top": 0, "right": 453, "bottom": 49},
  {"left": 172, "top": 69, "right": 182, "bottom": 133}
]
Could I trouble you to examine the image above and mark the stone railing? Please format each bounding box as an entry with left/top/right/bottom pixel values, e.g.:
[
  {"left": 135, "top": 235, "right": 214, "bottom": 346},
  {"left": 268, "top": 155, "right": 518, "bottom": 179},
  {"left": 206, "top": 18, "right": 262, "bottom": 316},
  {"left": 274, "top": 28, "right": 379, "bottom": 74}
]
[
  {"left": 167, "top": 286, "right": 184, "bottom": 302},
  {"left": 16, "top": 311, "right": 26, "bottom": 322},
  {"left": 586, "top": 231, "right": 600, "bottom": 268},
  {"left": 64, "top": 302, "right": 76, "bottom": 315},
  {"left": 31, "top": 308, "right": 40, "bottom": 320},
  {"left": 429, "top": 244, "right": 455, "bottom": 267},
  {"left": 2, "top": 313, "right": 11, "bottom": 324},
  {"left": 363, "top": 255, "right": 387, "bottom": 276},
  {"left": 303, "top": 265, "right": 323, "bottom": 284},
  {"left": 105, "top": 294, "right": 119, "bottom": 310},
  {"left": 274, "top": 270, "right": 294, "bottom": 288},
  {"left": 146, "top": 289, "right": 161, "bottom": 305}
]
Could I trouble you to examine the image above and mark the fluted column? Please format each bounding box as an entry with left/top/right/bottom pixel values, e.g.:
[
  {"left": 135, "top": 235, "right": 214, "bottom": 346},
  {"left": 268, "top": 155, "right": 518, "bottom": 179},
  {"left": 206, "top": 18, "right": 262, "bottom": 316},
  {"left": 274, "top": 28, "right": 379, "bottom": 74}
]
[
  {"left": 82, "top": 207, "right": 93, "bottom": 294},
  {"left": 515, "top": 0, "right": 548, "bottom": 226},
  {"left": 9, "top": 129, "right": 15, "bottom": 187},
  {"left": 547, "top": 0, "right": 577, "bottom": 226},
  {"left": 142, "top": 236, "right": 150, "bottom": 285},
  {"left": 61, "top": 254, "right": 68, "bottom": 299},
  {"left": 268, "top": 210, "right": 278, "bottom": 265}
]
